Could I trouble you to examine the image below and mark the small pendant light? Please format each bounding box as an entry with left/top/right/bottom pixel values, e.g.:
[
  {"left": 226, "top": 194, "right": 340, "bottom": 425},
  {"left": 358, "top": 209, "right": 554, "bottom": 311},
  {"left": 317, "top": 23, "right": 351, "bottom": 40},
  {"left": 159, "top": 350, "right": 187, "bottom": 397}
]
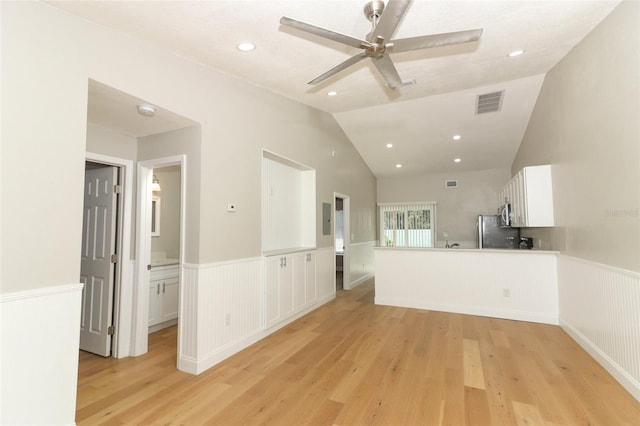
[{"left": 152, "top": 175, "right": 161, "bottom": 192}]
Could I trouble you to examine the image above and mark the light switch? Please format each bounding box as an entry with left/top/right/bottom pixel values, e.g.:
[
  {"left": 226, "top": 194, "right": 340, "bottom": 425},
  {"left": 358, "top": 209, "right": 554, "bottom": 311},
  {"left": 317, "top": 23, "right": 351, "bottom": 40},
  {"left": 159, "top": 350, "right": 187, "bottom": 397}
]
[{"left": 227, "top": 203, "right": 237, "bottom": 212}]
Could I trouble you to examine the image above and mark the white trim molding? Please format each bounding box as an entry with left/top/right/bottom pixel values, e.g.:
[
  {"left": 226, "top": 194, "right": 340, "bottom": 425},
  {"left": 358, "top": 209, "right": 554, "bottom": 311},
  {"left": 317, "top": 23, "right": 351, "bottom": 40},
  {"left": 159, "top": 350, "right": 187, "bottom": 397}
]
[
  {"left": 557, "top": 255, "right": 640, "bottom": 402},
  {"left": 85, "top": 151, "right": 135, "bottom": 359}
]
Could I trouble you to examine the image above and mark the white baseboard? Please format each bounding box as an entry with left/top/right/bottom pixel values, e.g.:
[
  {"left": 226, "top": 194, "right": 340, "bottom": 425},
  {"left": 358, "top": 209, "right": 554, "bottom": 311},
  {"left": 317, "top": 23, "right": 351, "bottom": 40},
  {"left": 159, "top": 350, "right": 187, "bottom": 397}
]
[
  {"left": 557, "top": 255, "right": 640, "bottom": 402},
  {"left": 561, "top": 319, "right": 640, "bottom": 402},
  {"left": 186, "top": 293, "right": 336, "bottom": 374},
  {"left": 375, "top": 296, "right": 558, "bottom": 325},
  {"left": 350, "top": 272, "right": 374, "bottom": 289}
]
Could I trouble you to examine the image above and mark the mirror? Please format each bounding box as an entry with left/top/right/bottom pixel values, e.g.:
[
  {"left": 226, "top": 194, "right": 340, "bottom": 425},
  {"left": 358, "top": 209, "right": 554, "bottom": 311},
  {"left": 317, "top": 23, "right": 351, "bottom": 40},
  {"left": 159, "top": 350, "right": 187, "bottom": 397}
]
[{"left": 151, "top": 196, "right": 161, "bottom": 237}]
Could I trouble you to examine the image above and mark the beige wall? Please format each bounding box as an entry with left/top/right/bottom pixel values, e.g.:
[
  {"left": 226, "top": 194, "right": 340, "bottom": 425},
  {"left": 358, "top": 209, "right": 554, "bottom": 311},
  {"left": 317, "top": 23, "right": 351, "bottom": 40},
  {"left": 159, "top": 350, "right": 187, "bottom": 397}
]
[
  {"left": 1, "top": 1, "right": 376, "bottom": 292},
  {"left": 377, "top": 168, "right": 510, "bottom": 246},
  {"left": 150, "top": 165, "right": 181, "bottom": 260},
  {"left": 512, "top": 1, "right": 639, "bottom": 271},
  {"left": 138, "top": 126, "right": 202, "bottom": 263},
  {"left": 86, "top": 122, "right": 138, "bottom": 161}
]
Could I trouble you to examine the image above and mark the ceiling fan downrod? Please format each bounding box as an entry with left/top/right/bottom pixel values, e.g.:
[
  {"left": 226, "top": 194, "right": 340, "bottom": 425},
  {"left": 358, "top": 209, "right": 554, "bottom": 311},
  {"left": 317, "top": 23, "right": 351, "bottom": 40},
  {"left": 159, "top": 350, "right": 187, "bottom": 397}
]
[{"left": 364, "top": 1, "right": 385, "bottom": 30}]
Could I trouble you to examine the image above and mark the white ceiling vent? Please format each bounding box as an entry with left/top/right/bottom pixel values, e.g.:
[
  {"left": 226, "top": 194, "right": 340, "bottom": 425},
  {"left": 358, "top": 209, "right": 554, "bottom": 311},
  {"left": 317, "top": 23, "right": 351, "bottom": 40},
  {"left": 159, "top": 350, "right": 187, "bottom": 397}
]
[
  {"left": 476, "top": 90, "right": 504, "bottom": 114},
  {"left": 445, "top": 179, "right": 459, "bottom": 188}
]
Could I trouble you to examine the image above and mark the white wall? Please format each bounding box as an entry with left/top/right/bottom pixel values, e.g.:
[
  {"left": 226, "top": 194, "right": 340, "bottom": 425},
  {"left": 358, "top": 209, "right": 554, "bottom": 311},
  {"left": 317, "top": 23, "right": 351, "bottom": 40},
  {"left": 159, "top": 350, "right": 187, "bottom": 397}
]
[
  {"left": 375, "top": 248, "right": 558, "bottom": 324},
  {"left": 377, "top": 168, "right": 510, "bottom": 247},
  {"left": 511, "top": 2, "right": 639, "bottom": 272}
]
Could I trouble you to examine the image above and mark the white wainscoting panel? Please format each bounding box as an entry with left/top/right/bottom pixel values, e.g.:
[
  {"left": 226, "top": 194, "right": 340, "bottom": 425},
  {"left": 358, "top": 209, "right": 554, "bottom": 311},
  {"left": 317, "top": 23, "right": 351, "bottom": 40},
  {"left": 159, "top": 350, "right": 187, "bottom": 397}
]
[
  {"left": 315, "top": 246, "right": 336, "bottom": 302},
  {"left": 375, "top": 248, "right": 559, "bottom": 324},
  {"left": 348, "top": 241, "right": 376, "bottom": 288},
  {"left": 180, "top": 258, "right": 263, "bottom": 374},
  {"left": 1, "top": 283, "right": 83, "bottom": 425},
  {"left": 180, "top": 250, "right": 336, "bottom": 375},
  {"left": 178, "top": 264, "right": 199, "bottom": 372},
  {"left": 557, "top": 255, "right": 640, "bottom": 401}
]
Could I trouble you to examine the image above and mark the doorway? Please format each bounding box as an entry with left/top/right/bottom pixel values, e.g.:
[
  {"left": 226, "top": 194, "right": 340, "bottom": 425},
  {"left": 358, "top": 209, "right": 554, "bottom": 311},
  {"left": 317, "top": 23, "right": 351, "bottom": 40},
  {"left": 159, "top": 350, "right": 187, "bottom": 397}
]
[
  {"left": 147, "top": 165, "right": 181, "bottom": 343},
  {"left": 79, "top": 162, "right": 120, "bottom": 357},
  {"left": 80, "top": 153, "right": 135, "bottom": 359},
  {"left": 334, "top": 193, "right": 350, "bottom": 291},
  {"left": 133, "top": 156, "right": 186, "bottom": 362}
]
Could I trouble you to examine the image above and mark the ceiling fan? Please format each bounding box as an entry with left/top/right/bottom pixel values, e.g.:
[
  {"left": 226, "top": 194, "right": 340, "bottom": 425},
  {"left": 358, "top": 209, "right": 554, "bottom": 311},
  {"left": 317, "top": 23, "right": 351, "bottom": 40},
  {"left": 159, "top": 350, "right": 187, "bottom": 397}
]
[{"left": 280, "top": 0, "right": 483, "bottom": 89}]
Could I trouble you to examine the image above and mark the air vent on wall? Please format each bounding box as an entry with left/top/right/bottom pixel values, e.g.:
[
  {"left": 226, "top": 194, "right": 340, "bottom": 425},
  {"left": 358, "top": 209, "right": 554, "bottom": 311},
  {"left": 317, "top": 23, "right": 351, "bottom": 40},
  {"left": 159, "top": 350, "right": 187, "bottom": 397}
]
[
  {"left": 476, "top": 90, "right": 504, "bottom": 114},
  {"left": 445, "top": 180, "right": 459, "bottom": 188}
]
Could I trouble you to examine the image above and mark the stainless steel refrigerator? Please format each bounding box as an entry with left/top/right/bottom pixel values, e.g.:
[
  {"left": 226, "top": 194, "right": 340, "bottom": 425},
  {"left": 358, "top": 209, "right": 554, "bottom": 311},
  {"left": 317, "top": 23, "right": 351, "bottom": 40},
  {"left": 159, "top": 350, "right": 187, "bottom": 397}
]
[{"left": 476, "top": 215, "right": 520, "bottom": 249}]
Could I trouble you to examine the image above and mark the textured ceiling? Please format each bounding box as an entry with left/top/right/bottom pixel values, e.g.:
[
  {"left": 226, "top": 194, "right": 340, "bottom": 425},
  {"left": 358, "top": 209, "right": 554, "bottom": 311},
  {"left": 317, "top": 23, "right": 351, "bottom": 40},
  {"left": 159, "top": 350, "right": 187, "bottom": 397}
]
[{"left": 49, "top": 0, "right": 620, "bottom": 175}]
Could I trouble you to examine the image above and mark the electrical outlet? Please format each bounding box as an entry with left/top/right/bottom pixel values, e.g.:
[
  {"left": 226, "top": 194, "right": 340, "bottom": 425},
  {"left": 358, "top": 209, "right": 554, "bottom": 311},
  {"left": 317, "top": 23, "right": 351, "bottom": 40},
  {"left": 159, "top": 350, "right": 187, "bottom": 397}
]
[
  {"left": 503, "top": 288, "right": 511, "bottom": 298},
  {"left": 224, "top": 313, "right": 231, "bottom": 326}
]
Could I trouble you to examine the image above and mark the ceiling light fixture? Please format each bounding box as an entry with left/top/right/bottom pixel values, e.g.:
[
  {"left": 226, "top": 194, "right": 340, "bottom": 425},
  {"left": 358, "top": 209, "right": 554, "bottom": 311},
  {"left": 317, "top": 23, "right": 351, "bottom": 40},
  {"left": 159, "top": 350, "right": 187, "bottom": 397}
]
[
  {"left": 395, "top": 164, "right": 402, "bottom": 168},
  {"left": 508, "top": 49, "right": 525, "bottom": 57},
  {"left": 327, "top": 90, "right": 338, "bottom": 96},
  {"left": 237, "top": 42, "right": 256, "bottom": 52},
  {"left": 452, "top": 135, "right": 461, "bottom": 141},
  {"left": 136, "top": 104, "right": 156, "bottom": 117},
  {"left": 386, "top": 143, "right": 393, "bottom": 148},
  {"left": 454, "top": 158, "right": 462, "bottom": 163},
  {"left": 152, "top": 175, "right": 161, "bottom": 192}
]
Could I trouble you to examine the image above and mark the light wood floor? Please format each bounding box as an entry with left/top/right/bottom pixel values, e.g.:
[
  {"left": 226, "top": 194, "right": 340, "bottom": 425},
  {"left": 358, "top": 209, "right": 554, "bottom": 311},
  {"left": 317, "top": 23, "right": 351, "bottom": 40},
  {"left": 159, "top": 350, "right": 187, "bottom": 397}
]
[{"left": 77, "top": 280, "right": 640, "bottom": 425}]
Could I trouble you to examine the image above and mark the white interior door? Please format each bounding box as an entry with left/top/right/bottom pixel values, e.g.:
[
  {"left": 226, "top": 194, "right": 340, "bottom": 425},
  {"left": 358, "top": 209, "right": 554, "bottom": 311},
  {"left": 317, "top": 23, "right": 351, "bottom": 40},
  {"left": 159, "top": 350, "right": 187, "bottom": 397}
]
[{"left": 80, "top": 166, "right": 118, "bottom": 356}]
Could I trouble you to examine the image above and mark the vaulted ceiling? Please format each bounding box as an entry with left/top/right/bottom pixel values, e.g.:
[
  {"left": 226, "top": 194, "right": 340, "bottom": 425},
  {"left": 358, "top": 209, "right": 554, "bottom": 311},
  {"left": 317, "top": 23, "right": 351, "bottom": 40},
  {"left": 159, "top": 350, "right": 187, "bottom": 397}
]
[{"left": 51, "top": 0, "right": 620, "bottom": 176}]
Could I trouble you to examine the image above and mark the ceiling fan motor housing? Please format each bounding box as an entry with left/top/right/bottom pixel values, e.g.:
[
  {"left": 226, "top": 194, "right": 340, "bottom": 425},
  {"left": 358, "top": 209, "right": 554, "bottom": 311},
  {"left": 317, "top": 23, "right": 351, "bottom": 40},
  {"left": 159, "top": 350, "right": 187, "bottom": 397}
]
[{"left": 364, "top": 0, "right": 385, "bottom": 22}]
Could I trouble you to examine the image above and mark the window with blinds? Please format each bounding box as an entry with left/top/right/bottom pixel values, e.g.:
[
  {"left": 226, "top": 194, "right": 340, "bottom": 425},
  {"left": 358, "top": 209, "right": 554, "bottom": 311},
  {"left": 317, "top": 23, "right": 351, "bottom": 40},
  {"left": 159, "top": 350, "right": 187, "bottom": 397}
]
[{"left": 378, "top": 202, "right": 437, "bottom": 248}]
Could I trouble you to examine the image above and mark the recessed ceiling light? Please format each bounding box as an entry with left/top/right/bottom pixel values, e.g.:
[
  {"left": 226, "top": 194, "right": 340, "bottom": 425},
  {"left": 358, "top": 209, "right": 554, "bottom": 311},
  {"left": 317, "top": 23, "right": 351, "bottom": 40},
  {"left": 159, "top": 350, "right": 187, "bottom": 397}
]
[
  {"left": 136, "top": 104, "right": 156, "bottom": 117},
  {"left": 386, "top": 143, "right": 393, "bottom": 148},
  {"left": 327, "top": 91, "right": 338, "bottom": 97},
  {"left": 452, "top": 135, "right": 461, "bottom": 141},
  {"left": 454, "top": 158, "right": 462, "bottom": 163},
  {"left": 237, "top": 42, "right": 256, "bottom": 52},
  {"left": 508, "top": 49, "right": 525, "bottom": 57},
  {"left": 395, "top": 164, "right": 402, "bottom": 168}
]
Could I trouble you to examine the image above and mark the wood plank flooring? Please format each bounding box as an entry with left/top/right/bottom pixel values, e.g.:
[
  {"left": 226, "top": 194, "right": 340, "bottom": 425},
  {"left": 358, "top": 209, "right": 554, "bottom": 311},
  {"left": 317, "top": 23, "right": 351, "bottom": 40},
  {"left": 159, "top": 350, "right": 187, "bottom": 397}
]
[{"left": 77, "top": 279, "right": 640, "bottom": 425}]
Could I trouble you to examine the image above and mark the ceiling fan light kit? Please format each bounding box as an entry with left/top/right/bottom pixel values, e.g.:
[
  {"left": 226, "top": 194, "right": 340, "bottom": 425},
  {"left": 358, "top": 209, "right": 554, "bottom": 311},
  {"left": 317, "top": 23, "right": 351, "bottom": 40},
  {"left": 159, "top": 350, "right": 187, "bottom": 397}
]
[{"left": 280, "top": 0, "right": 483, "bottom": 90}]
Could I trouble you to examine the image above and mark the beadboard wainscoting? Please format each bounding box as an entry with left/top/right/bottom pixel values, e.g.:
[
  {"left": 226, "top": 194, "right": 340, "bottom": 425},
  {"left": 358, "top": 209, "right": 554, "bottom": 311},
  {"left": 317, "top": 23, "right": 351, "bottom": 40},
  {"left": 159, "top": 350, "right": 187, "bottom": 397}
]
[
  {"left": 558, "top": 255, "right": 640, "bottom": 401},
  {"left": 375, "top": 248, "right": 559, "bottom": 324},
  {"left": 0, "top": 283, "right": 83, "bottom": 425},
  {"left": 347, "top": 241, "right": 376, "bottom": 289},
  {"left": 179, "top": 247, "right": 335, "bottom": 375},
  {"left": 315, "top": 246, "right": 337, "bottom": 302}
]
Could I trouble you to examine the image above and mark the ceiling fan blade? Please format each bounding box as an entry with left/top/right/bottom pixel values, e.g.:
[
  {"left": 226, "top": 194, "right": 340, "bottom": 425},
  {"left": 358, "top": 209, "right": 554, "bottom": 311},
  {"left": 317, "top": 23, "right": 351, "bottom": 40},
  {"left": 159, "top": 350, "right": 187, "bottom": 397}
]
[
  {"left": 391, "top": 29, "right": 483, "bottom": 53},
  {"left": 280, "top": 16, "right": 369, "bottom": 49},
  {"left": 308, "top": 52, "right": 368, "bottom": 85},
  {"left": 372, "top": 55, "right": 403, "bottom": 89},
  {"left": 370, "top": 0, "right": 411, "bottom": 42}
]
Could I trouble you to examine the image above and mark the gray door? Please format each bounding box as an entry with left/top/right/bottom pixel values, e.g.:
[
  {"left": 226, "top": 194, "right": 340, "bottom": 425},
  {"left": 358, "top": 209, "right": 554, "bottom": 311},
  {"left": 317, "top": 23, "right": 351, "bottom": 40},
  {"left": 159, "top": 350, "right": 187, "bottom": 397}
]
[{"left": 79, "top": 166, "right": 118, "bottom": 356}]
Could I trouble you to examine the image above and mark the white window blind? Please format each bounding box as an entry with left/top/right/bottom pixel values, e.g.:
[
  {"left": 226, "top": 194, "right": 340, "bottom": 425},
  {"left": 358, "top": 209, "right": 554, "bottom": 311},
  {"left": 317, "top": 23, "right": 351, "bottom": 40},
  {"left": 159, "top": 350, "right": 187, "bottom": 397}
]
[{"left": 378, "top": 202, "right": 437, "bottom": 248}]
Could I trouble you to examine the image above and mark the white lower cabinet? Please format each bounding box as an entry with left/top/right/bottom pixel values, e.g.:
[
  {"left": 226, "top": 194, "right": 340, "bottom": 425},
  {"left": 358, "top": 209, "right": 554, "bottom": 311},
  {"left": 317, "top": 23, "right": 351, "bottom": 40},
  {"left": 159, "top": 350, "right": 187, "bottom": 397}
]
[
  {"left": 265, "top": 251, "right": 316, "bottom": 329},
  {"left": 149, "top": 265, "right": 179, "bottom": 333}
]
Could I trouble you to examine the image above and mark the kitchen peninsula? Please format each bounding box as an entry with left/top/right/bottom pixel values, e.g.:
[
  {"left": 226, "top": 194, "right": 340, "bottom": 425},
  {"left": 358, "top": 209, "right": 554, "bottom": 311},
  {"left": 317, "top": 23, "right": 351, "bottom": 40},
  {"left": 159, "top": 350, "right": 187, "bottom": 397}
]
[{"left": 374, "top": 247, "right": 559, "bottom": 325}]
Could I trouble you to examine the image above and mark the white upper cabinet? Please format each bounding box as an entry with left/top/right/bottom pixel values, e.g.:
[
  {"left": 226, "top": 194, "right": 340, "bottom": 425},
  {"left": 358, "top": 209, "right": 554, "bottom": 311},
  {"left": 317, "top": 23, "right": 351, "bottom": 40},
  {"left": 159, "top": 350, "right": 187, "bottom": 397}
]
[{"left": 501, "top": 165, "right": 554, "bottom": 227}]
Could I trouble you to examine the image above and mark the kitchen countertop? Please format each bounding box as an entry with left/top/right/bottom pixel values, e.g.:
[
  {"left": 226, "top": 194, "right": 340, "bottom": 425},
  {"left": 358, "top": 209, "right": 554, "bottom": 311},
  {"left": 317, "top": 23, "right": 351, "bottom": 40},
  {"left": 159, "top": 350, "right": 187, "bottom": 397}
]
[
  {"left": 151, "top": 258, "right": 180, "bottom": 267},
  {"left": 374, "top": 246, "right": 558, "bottom": 254}
]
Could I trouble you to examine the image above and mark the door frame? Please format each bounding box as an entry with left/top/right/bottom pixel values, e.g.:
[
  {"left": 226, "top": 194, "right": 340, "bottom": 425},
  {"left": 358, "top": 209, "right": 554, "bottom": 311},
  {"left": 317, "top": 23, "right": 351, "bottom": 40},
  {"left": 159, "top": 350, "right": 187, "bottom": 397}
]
[
  {"left": 132, "top": 155, "right": 186, "bottom": 359},
  {"left": 333, "top": 192, "right": 351, "bottom": 290},
  {"left": 85, "top": 152, "right": 134, "bottom": 359}
]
